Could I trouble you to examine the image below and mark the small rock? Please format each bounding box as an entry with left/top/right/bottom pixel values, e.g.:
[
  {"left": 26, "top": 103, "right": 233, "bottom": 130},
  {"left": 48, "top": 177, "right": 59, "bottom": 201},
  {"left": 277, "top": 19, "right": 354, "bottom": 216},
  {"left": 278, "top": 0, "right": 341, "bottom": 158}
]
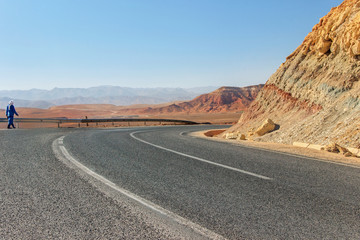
[
  {"left": 344, "top": 152, "right": 353, "bottom": 157},
  {"left": 237, "top": 134, "right": 246, "bottom": 141}
]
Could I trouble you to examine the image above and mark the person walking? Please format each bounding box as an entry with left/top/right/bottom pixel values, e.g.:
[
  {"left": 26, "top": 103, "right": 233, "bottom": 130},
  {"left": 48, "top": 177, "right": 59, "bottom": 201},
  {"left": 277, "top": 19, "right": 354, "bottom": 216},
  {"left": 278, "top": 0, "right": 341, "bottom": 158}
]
[{"left": 6, "top": 100, "right": 19, "bottom": 129}]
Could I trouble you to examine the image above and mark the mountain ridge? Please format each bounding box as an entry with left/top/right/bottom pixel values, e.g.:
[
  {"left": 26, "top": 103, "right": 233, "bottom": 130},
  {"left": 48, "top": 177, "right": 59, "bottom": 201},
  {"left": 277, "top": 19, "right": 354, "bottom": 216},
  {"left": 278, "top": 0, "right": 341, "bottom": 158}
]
[
  {"left": 0, "top": 86, "right": 220, "bottom": 108},
  {"left": 141, "top": 85, "right": 264, "bottom": 114},
  {"left": 12, "top": 85, "right": 264, "bottom": 120}
]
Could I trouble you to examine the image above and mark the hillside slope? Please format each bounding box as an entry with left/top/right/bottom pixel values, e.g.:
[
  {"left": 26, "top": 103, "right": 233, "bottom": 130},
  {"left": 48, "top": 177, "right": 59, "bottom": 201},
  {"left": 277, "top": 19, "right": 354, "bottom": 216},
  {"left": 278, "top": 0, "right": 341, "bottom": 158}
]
[
  {"left": 227, "top": 0, "right": 360, "bottom": 148},
  {"left": 141, "top": 85, "right": 264, "bottom": 114}
]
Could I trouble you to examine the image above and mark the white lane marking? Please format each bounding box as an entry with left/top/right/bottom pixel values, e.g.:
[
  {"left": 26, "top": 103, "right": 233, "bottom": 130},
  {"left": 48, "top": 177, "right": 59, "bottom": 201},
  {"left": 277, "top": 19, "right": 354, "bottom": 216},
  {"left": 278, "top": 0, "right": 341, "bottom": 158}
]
[
  {"left": 52, "top": 136, "right": 226, "bottom": 240},
  {"left": 130, "top": 131, "right": 273, "bottom": 181}
]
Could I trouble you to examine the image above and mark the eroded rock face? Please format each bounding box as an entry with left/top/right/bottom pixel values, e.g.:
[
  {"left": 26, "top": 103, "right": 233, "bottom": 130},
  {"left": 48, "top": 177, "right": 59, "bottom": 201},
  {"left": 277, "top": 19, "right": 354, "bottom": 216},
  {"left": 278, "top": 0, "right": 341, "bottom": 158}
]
[
  {"left": 142, "top": 85, "right": 264, "bottom": 114},
  {"left": 227, "top": 0, "right": 360, "bottom": 148}
]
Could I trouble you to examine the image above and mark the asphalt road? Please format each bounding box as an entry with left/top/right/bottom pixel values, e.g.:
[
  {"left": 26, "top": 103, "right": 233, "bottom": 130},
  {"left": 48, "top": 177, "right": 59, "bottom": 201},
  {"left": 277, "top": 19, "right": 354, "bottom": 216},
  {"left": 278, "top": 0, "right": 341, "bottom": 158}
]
[{"left": 1, "top": 126, "right": 360, "bottom": 239}]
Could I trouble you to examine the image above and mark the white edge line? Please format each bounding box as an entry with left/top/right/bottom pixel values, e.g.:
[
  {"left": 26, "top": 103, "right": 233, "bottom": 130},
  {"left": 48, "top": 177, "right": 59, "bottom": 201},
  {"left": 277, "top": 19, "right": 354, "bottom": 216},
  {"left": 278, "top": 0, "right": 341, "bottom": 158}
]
[
  {"left": 130, "top": 131, "right": 273, "bottom": 181},
  {"left": 229, "top": 142, "right": 360, "bottom": 170},
  {"left": 186, "top": 131, "right": 360, "bottom": 170},
  {"left": 52, "top": 136, "right": 227, "bottom": 240}
]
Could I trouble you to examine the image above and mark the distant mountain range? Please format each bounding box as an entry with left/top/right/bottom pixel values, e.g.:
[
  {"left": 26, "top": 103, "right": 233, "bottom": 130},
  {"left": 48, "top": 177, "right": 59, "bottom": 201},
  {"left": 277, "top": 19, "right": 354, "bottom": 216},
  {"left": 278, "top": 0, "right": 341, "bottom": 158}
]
[
  {"left": 0, "top": 86, "right": 219, "bottom": 109},
  {"left": 15, "top": 85, "right": 265, "bottom": 120}
]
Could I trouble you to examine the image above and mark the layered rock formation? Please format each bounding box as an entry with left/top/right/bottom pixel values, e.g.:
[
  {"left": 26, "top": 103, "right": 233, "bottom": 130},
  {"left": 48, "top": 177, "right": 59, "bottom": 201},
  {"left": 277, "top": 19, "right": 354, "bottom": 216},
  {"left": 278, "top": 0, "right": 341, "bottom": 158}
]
[
  {"left": 227, "top": 0, "right": 360, "bottom": 148},
  {"left": 141, "top": 85, "right": 264, "bottom": 114}
]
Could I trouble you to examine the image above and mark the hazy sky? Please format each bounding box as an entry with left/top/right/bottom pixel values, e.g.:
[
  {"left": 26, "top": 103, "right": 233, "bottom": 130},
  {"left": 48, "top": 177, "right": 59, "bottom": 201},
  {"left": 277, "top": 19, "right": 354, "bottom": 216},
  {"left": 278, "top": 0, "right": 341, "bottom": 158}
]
[{"left": 0, "top": 0, "right": 343, "bottom": 90}]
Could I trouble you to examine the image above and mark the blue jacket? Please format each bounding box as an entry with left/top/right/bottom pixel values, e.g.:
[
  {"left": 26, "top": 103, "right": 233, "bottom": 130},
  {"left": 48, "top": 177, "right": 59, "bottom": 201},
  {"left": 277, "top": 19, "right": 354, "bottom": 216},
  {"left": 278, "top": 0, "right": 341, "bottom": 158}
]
[{"left": 6, "top": 105, "right": 18, "bottom": 117}]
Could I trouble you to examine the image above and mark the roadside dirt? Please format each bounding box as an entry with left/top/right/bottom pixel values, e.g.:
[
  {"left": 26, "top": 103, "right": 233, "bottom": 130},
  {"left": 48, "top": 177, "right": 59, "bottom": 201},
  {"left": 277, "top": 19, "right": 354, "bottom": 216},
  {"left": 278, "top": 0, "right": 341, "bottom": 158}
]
[{"left": 192, "top": 130, "right": 360, "bottom": 167}]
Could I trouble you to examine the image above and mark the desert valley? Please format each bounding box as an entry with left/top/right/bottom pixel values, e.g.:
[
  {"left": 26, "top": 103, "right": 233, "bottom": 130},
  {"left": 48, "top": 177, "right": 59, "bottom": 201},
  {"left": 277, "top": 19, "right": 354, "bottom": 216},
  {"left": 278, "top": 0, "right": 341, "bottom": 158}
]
[{"left": 1, "top": 85, "right": 263, "bottom": 126}]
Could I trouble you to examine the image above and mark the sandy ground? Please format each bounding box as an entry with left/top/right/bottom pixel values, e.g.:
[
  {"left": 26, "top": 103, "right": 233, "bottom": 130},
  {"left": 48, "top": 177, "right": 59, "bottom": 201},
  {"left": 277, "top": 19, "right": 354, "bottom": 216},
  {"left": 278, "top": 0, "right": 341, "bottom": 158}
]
[
  {"left": 192, "top": 130, "right": 360, "bottom": 167},
  {"left": 12, "top": 106, "right": 241, "bottom": 125},
  {"left": 1, "top": 106, "right": 241, "bottom": 129}
]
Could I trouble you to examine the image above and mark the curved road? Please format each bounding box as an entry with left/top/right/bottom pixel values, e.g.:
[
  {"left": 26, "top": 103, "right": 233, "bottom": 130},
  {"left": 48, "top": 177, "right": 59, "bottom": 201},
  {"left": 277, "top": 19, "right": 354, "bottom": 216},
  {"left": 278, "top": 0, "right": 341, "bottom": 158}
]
[{"left": 1, "top": 126, "right": 360, "bottom": 239}]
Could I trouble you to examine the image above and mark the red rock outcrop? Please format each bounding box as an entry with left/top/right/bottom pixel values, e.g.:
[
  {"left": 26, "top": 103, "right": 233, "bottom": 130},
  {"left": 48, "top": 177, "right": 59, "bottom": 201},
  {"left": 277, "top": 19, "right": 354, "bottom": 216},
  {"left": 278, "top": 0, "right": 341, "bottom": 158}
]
[
  {"left": 227, "top": 0, "right": 360, "bottom": 148},
  {"left": 141, "top": 85, "right": 264, "bottom": 114}
]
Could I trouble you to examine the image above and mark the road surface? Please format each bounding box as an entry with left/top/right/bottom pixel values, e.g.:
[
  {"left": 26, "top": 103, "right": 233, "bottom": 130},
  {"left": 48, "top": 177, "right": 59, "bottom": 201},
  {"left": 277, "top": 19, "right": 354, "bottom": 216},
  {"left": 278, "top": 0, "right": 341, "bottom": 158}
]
[{"left": 1, "top": 126, "right": 360, "bottom": 239}]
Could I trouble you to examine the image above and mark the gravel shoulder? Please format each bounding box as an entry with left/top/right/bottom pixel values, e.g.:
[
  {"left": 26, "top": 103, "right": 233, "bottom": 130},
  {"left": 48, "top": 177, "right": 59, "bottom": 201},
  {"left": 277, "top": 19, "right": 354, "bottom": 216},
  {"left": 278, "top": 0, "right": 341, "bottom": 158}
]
[{"left": 191, "top": 130, "right": 360, "bottom": 167}]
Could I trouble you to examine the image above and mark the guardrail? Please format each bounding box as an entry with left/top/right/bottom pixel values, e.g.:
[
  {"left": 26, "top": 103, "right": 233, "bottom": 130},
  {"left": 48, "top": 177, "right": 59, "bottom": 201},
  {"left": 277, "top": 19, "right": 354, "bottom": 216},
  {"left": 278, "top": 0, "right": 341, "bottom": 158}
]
[{"left": 0, "top": 117, "right": 201, "bottom": 128}]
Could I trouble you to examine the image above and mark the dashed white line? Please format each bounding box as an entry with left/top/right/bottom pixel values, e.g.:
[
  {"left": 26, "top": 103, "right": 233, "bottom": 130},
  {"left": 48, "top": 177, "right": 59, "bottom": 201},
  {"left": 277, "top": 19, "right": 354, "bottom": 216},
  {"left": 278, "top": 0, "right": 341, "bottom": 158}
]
[{"left": 130, "top": 131, "right": 273, "bottom": 181}]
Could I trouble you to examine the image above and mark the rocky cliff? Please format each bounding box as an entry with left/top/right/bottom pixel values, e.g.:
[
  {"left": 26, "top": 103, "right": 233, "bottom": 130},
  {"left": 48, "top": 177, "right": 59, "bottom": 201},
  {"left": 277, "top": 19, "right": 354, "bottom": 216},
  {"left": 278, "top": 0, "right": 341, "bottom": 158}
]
[
  {"left": 227, "top": 0, "right": 360, "bottom": 148},
  {"left": 142, "top": 85, "right": 264, "bottom": 114}
]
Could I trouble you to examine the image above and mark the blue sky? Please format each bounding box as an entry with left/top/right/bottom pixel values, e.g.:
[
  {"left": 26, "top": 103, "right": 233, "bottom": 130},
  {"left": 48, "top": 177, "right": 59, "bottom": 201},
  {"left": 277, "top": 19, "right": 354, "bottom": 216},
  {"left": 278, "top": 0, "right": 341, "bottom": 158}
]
[{"left": 0, "top": 0, "right": 343, "bottom": 90}]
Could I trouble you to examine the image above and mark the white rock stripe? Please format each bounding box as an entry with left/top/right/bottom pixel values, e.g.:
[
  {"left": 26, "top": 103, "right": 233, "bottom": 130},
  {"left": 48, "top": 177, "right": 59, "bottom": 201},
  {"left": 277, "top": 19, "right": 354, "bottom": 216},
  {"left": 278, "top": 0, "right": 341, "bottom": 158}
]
[
  {"left": 130, "top": 131, "right": 273, "bottom": 181},
  {"left": 52, "top": 136, "right": 227, "bottom": 240}
]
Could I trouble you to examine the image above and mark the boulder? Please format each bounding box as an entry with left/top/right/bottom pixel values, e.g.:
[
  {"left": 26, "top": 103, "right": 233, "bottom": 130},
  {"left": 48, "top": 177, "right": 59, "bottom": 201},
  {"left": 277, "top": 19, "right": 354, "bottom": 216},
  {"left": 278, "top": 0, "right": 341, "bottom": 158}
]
[
  {"left": 225, "top": 132, "right": 238, "bottom": 140},
  {"left": 317, "top": 38, "right": 332, "bottom": 54},
  {"left": 255, "top": 119, "right": 276, "bottom": 136},
  {"left": 325, "top": 142, "right": 340, "bottom": 153},
  {"left": 324, "top": 142, "right": 356, "bottom": 157},
  {"left": 293, "top": 142, "right": 310, "bottom": 148}
]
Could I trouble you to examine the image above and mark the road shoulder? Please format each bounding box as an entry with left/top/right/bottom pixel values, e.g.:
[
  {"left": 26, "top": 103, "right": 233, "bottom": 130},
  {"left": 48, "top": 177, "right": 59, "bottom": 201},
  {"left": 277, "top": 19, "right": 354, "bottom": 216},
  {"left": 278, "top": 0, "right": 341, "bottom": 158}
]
[{"left": 191, "top": 130, "right": 360, "bottom": 168}]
